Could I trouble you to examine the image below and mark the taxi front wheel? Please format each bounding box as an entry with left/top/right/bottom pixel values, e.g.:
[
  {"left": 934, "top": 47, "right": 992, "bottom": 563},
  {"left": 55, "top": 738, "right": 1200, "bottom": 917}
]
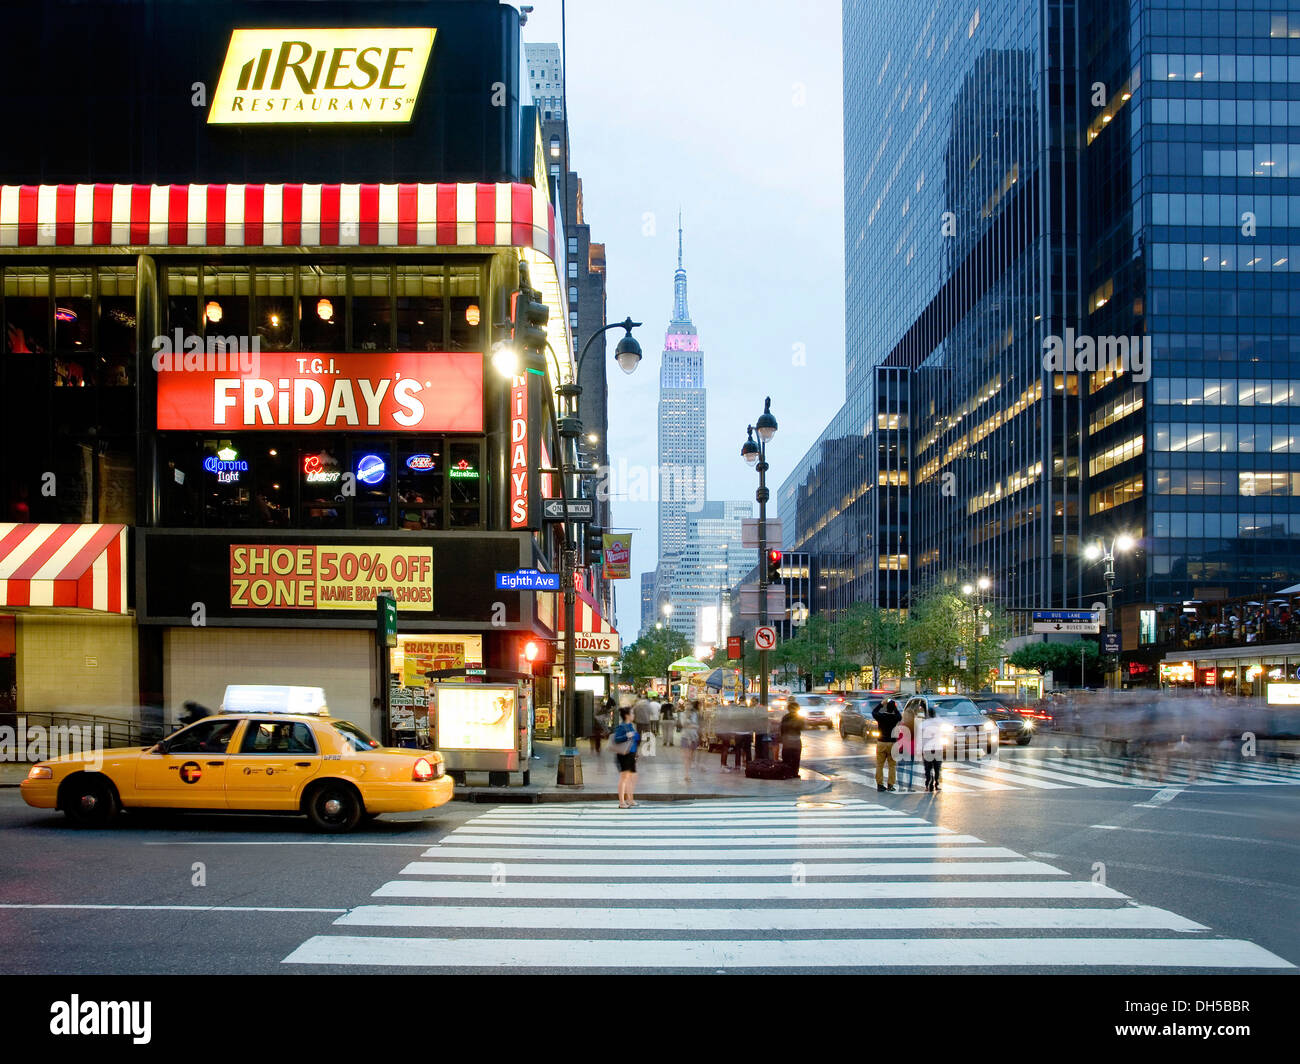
[
  {"left": 305, "top": 782, "right": 363, "bottom": 833},
  {"left": 61, "top": 775, "right": 120, "bottom": 828}
]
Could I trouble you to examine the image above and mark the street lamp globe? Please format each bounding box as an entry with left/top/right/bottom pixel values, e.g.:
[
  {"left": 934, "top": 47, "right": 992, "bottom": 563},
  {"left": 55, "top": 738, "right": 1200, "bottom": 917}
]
[
  {"left": 663, "top": 603, "right": 674, "bottom": 618},
  {"left": 741, "top": 428, "right": 759, "bottom": 465},
  {"left": 614, "top": 332, "right": 642, "bottom": 375},
  {"left": 490, "top": 340, "right": 519, "bottom": 378},
  {"left": 1084, "top": 543, "right": 1103, "bottom": 561},
  {"left": 977, "top": 576, "right": 991, "bottom": 591},
  {"left": 1115, "top": 533, "right": 1136, "bottom": 553},
  {"left": 755, "top": 396, "right": 778, "bottom": 442},
  {"left": 961, "top": 583, "right": 974, "bottom": 596}
]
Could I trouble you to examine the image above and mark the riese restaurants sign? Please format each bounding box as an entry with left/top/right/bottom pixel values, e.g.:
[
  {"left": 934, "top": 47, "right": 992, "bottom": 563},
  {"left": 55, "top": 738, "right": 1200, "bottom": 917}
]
[
  {"left": 208, "top": 28, "right": 436, "bottom": 124},
  {"left": 155, "top": 352, "right": 483, "bottom": 432}
]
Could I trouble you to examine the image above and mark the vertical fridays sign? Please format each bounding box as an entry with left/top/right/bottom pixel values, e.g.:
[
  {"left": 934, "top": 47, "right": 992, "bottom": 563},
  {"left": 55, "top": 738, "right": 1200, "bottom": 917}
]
[{"left": 509, "top": 375, "right": 538, "bottom": 529}]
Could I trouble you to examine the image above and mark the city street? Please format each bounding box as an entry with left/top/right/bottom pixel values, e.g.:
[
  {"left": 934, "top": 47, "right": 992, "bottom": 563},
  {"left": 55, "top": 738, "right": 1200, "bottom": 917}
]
[{"left": 2, "top": 730, "right": 1295, "bottom": 975}]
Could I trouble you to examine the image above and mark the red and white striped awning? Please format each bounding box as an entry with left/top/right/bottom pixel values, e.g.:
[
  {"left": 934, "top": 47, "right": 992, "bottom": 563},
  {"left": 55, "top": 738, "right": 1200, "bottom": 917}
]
[
  {"left": 555, "top": 586, "right": 620, "bottom": 654},
  {"left": 0, "top": 524, "right": 129, "bottom": 613},
  {"left": 0, "top": 182, "right": 556, "bottom": 257}
]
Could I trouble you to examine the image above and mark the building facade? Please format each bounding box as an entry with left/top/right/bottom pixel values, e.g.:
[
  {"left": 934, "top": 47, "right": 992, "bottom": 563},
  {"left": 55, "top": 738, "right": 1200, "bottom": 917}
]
[
  {"left": 658, "top": 500, "right": 755, "bottom": 649},
  {"left": 0, "top": 1, "right": 617, "bottom": 749}
]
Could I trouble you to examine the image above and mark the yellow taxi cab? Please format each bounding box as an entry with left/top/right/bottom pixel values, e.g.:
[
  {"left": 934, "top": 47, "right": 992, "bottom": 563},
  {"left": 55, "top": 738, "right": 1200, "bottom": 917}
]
[{"left": 20, "top": 685, "right": 453, "bottom": 833}]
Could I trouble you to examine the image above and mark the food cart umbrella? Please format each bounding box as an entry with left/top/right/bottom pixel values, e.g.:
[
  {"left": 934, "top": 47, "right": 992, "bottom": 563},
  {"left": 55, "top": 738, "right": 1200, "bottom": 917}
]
[
  {"left": 668, "top": 656, "right": 711, "bottom": 672},
  {"left": 704, "top": 667, "right": 727, "bottom": 690}
]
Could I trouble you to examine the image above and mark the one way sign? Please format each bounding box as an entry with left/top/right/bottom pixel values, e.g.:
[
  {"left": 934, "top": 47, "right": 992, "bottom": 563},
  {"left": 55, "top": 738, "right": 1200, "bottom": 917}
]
[{"left": 542, "top": 498, "right": 594, "bottom": 522}]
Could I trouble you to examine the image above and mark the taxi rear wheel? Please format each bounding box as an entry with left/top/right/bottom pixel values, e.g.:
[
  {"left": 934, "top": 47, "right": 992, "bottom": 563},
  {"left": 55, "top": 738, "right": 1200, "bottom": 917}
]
[
  {"left": 305, "top": 782, "right": 363, "bottom": 833},
  {"left": 61, "top": 775, "right": 120, "bottom": 828}
]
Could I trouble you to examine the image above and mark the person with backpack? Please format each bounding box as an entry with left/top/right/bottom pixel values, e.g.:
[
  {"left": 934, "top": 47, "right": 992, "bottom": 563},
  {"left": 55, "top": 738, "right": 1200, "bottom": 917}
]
[
  {"left": 611, "top": 706, "right": 641, "bottom": 808},
  {"left": 872, "top": 698, "right": 902, "bottom": 792}
]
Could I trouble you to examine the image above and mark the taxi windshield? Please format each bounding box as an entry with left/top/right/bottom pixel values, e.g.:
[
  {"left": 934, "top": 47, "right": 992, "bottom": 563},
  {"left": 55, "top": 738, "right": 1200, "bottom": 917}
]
[
  {"left": 931, "top": 699, "right": 979, "bottom": 717},
  {"left": 332, "top": 720, "right": 382, "bottom": 751}
]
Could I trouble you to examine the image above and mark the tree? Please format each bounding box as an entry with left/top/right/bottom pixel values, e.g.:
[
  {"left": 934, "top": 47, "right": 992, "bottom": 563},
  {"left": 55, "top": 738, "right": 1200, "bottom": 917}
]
[
  {"left": 1008, "top": 640, "right": 1099, "bottom": 684},
  {"left": 619, "top": 626, "right": 691, "bottom": 688},
  {"left": 903, "top": 584, "right": 1010, "bottom": 691},
  {"left": 777, "top": 614, "right": 860, "bottom": 689},
  {"left": 835, "top": 602, "right": 907, "bottom": 687}
]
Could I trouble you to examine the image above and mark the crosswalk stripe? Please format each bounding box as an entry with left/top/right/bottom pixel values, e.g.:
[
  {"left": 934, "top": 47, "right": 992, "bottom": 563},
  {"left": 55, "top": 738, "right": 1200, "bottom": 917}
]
[
  {"left": 416, "top": 845, "right": 1017, "bottom": 861},
  {"left": 446, "top": 822, "right": 938, "bottom": 836},
  {"left": 283, "top": 935, "right": 1293, "bottom": 969},
  {"left": 396, "top": 859, "right": 1068, "bottom": 878},
  {"left": 335, "top": 904, "right": 1208, "bottom": 932},
  {"left": 833, "top": 767, "right": 976, "bottom": 792},
  {"left": 946, "top": 763, "right": 1072, "bottom": 789},
  {"left": 471, "top": 810, "right": 907, "bottom": 821},
  {"left": 983, "top": 759, "right": 1140, "bottom": 787},
  {"left": 1058, "top": 754, "right": 1248, "bottom": 786},
  {"left": 371, "top": 880, "right": 1115, "bottom": 900},
  {"left": 466, "top": 816, "right": 923, "bottom": 827},
  {"left": 436, "top": 833, "right": 986, "bottom": 847}
]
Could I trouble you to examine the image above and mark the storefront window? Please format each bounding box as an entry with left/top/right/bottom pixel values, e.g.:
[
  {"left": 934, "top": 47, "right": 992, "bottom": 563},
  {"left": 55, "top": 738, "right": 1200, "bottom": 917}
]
[
  {"left": 97, "top": 265, "right": 136, "bottom": 386},
  {"left": 201, "top": 437, "right": 253, "bottom": 527},
  {"left": 166, "top": 266, "right": 200, "bottom": 337},
  {"left": 54, "top": 270, "right": 93, "bottom": 386},
  {"left": 203, "top": 266, "right": 250, "bottom": 342},
  {"left": 255, "top": 267, "right": 295, "bottom": 351},
  {"left": 352, "top": 268, "right": 393, "bottom": 351},
  {"left": 301, "top": 265, "right": 345, "bottom": 351},
  {"left": 396, "top": 266, "right": 445, "bottom": 350},
  {"left": 448, "top": 440, "right": 482, "bottom": 527},
  {"left": 4, "top": 266, "right": 49, "bottom": 354},
  {"left": 251, "top": 441, "right": 292, "bottom": 527},
  {"left": 395, "top": 441, "right": 444, "bottom": 530},
  {"left": 352, "top": 443, "right": 392, "bottom": 527},
  {"left": 448, "top": 266, "right": 482, "bottom": 352}
]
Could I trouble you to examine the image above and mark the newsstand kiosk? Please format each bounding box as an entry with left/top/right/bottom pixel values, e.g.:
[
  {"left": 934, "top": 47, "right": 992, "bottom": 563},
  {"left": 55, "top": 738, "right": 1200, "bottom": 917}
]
[{"left": 428, "top": 668, "right": 534, "bottom": 787}]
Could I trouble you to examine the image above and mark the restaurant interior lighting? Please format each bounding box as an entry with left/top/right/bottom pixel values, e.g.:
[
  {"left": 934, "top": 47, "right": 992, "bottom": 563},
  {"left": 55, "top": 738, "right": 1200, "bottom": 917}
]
[
  {"left": 205, "top": 300, "right": 222, "bottom": 323},
  {"left": 316, "top": 298, "right": 334, "bottom": 321},
  {"left": 465, "top": 303, "right": 481, "bottom": 326}
]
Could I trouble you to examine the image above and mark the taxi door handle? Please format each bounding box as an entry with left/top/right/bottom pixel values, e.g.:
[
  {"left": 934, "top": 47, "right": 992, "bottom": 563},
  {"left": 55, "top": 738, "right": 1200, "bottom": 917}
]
[
  {"left": 295, "top": 762, "right": 312, "bottom": 767},
  {"left": 206, "top": 760, "right": 224, "bottom": 766}
]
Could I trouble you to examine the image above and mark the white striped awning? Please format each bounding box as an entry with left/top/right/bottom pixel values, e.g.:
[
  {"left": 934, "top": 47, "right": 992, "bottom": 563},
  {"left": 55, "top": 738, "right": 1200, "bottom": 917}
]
[
  {"left": 0, "top": 181, "right": 556, "bottom": 258},
  {"left": 0, "top": 524, "right": 129, "bottom": 613}
]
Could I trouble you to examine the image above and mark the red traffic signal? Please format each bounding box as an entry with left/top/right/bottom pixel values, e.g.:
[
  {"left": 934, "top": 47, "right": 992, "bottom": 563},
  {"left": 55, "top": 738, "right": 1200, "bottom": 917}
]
[{"left": 766, "top": 549, "right": 783, "bottom": 583}]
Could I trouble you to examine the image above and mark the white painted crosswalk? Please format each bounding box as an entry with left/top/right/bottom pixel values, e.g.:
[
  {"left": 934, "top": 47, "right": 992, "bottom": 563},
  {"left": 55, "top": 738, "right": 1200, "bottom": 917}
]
[
  {"left": 823, "top": 752, "right": 1300, "bottom": 793},
  {"left": 281, "top": 798, "right": 1295, "bottom": 971}
]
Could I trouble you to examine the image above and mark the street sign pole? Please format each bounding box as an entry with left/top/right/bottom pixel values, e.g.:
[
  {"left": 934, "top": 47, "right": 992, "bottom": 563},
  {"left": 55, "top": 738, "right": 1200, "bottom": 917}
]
[
  {"left": 757, "top": 439, "right": 770, "bottom": 710},
  {"left": 376, "top": 591, "right": 397, "bottom": 745}
]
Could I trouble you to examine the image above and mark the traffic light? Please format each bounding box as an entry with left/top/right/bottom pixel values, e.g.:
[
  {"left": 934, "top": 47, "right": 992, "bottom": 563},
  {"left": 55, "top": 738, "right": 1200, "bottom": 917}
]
[
  {"left": 766, "top": 549, "right": 783, "bottom": 584},
  {"left": 513, "top": 263, "right": 549, "bottom": 358}
]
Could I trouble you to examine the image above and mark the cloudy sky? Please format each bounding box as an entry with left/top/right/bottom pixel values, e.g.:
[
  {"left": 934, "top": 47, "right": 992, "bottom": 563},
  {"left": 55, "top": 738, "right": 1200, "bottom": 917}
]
[{"left": 518, "top": 0, "right": 845, "bottom": 638}]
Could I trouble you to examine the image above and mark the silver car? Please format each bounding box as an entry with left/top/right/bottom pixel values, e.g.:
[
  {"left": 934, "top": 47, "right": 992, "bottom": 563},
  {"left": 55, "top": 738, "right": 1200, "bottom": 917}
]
[
  {"left": 789, "top": 693, "right": 835, "bottom": 729},
  {"left": 902, "top": 695, "right": 999, "bottom": 757}
]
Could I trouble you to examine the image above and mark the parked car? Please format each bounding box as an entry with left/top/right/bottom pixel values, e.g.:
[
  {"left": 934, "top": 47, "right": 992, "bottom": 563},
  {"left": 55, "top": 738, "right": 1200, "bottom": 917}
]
[
  {"left": 972, "top": 698, "right": 1035, "bottom": 745},
  {"left": 838, "top": 698, "right": 882, "bottom": 741},
  {"left": 902, "top": 694, "right": 998, "bottom": 756}
]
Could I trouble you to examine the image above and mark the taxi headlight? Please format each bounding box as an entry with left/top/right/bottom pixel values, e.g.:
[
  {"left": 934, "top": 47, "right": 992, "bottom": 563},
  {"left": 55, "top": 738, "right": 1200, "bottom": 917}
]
[
  {"left": 983, "top": 721, "right": 995, "bottom": 731},
  {"left": 1022, "top": 719, "right": 1035, "bottom": 730},
  {"left": 797, "top": 707, "right": 810, "bottom": 718},
  {"left": 940, "top": 722, "right": 954, "bottom": 733},
  {"left": 27, "top": 765, "right": 53, "bottom": 780}
]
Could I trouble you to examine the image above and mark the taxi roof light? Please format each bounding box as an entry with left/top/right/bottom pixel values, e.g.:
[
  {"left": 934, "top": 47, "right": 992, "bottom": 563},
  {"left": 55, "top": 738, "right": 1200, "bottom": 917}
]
[{"left": 220, "top": 685, "right": 329, "bottom": 716}]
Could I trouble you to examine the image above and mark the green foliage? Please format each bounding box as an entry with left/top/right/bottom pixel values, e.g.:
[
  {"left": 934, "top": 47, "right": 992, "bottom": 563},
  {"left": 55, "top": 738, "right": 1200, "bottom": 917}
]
[
  {"left": 901, "top": 584, "right": 1011, "bottom": 691},
  {"left": 619, "top": 626, "right": 692, "bottom": 687},
  {"left": 1007, "top": 640, "right": 1099, "bottom": 676}
]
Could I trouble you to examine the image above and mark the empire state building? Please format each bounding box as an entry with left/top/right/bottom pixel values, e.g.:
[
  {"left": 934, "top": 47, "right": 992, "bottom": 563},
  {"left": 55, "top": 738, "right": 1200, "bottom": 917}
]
[{"left": 657, "top": 222, "right": 706, "bottom": 573}]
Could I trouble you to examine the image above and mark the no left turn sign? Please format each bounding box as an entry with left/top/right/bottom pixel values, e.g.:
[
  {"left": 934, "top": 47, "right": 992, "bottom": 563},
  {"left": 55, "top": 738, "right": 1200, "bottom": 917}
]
[{"left": 754, "top": 626, "right": 777, "bottom": 650}]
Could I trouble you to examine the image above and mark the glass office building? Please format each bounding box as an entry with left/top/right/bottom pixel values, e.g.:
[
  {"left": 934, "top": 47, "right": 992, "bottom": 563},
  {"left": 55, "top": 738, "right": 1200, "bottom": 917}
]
[{"left": 783, "top": 0, "right": 1300, "bottom": 671}]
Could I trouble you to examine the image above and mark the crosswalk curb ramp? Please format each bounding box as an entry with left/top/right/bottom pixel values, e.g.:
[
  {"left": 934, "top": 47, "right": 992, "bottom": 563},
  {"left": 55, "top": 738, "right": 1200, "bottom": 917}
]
[{"left": 282, "top": 797, "right": 1295, "bottom": 971}]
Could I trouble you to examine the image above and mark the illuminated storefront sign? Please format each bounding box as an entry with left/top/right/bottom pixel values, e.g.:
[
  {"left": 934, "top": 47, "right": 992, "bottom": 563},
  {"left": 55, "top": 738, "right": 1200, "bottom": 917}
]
[
  {"left": 156, "top": 351, "right": 483, "bottom": 432},
  {"left": 204, "top": 447, "right": 248, "bottom": 483},
  {"left": 229, "top": 544, "right": 432, "bottom": 610},
  {"left": 303, "top": 454, "right": 341, "bottom": 483},
  {"left": 208, "top": 28, "right": 437, "bottom": 125},
  {"left": 356, "top": 454, "right": 387, "bottom": 485},
  {"left": 1267, "top": 682, "right": 1300, "bottom": 705},
  {"left": 449, "top": 458, "right": 478, "bottom": 480},
  {"left": 509, "top": 374, "right": 529, "bottom": 528},
  {"left": 1159, "top": 662, "right": 1194, "bottom": 684},
  {"left": 405, "top": 454, "right": 435, "bottom": 472}
]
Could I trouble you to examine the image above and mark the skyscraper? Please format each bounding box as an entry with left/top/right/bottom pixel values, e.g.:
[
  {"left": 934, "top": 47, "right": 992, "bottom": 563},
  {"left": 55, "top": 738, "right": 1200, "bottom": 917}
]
[
  {"left": 657, "top": 218, "right": 707, "bottom": 568},
  {"left": 659, "top": 500, "right": 756, "bottom": 647}
]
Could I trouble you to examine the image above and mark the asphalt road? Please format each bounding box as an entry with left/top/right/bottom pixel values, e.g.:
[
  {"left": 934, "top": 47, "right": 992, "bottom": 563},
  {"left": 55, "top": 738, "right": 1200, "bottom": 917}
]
[{"left": 0, "top": 729, "right": 1296, "bottom": 975}]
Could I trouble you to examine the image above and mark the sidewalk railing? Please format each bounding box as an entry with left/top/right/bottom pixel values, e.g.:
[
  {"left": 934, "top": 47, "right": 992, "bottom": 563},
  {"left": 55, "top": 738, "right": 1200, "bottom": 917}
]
[{"left": 0, "top": 710, "right": 158, "bottom": 762}]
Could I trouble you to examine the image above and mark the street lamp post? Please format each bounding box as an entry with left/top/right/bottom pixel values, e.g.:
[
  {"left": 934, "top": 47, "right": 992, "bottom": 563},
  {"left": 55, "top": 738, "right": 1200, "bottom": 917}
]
[
  {"left": 662, "top": 602, "right": 674, "bottom": 698},
  {"left": 960, "top": 575, "right": 992, "bottom": 693},
  {"left": 742, "top": 397, "right": 778, "bottom": 709},
  {"left": 495, "top": 309, "right": 642, "bottom": 786},
  {"left": 1084, "top": 534, "right": 1136, "bottom": 689}
]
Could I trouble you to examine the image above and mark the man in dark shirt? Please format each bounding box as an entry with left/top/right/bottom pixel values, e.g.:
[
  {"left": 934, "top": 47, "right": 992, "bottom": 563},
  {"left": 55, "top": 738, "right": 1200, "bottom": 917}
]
[{"left": 872, "top": 699, "right": 903, "bottom": 792}]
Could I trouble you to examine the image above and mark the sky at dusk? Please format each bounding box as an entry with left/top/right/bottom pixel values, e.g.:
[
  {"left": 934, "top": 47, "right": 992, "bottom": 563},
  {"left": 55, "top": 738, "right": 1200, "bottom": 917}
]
[{"left": 518, "top": 0, "right": 845, "bottom": 638}]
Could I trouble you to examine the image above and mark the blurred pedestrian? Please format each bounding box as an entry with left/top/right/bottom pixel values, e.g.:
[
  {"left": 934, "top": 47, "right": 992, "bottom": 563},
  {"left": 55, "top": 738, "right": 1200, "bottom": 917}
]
[
  {"left": 779, "top": 698, "right": 804, "bottom": 774},
  {"left": 872, "top": 698, "right": 902, "bottom": 792},
  {"left": 899, "top": 698, "right": 920, "bottom": 791},
  {"left": 661, "top": 698, "right": 676, "bottom": 746},
  {"left": 611, "top": 707, "right": 640, "bottom": 808},
  {"left": 922, "top": 704, "right": 943, "bottom": 792},
  {"left": 679, "top": 700, "right": 701, "bottom": 783}
]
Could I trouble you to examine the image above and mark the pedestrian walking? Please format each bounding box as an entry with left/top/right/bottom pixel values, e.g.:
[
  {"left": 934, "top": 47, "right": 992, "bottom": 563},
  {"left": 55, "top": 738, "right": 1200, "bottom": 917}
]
[
  {"left": 661, "top": 698, "right": 676, "bottom": 746},
  {"left": 872, "top": 697, "right": 902, "bottom": 792},
  {"left": 899, "top": 698, "right": 920, "bottom": 791},
  {"left": 679, "top": 700, "right": 701, "bottom": 782},
  {"left": 611, "top": 707, "right": 640, "bottom": 808},
  {"left": 779, "top": 698, "right": 804, "bottom": 774},
  {"left": 922, "top": 704, "right": 943, "bottom": 792},
  {"left": 648, "top": 695, "right": 662, "bottom": 737},
  {"left": 633, "top": 694, "right": 653, "bottom": 738}
]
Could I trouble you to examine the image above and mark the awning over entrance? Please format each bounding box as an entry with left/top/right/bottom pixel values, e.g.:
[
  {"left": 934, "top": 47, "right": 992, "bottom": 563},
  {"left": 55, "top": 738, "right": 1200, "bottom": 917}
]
[
  {"left": 555, "top": 587, "right": 620, "bottom": 654},
  {"left": 0, "top": 524, "right": 128, "bottom": 612}
]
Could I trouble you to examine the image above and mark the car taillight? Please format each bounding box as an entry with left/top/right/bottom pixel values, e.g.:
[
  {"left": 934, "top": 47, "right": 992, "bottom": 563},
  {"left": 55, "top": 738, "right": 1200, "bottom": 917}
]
[{"left": 413, "top": 758, "right": 435, "bottom": 782}]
